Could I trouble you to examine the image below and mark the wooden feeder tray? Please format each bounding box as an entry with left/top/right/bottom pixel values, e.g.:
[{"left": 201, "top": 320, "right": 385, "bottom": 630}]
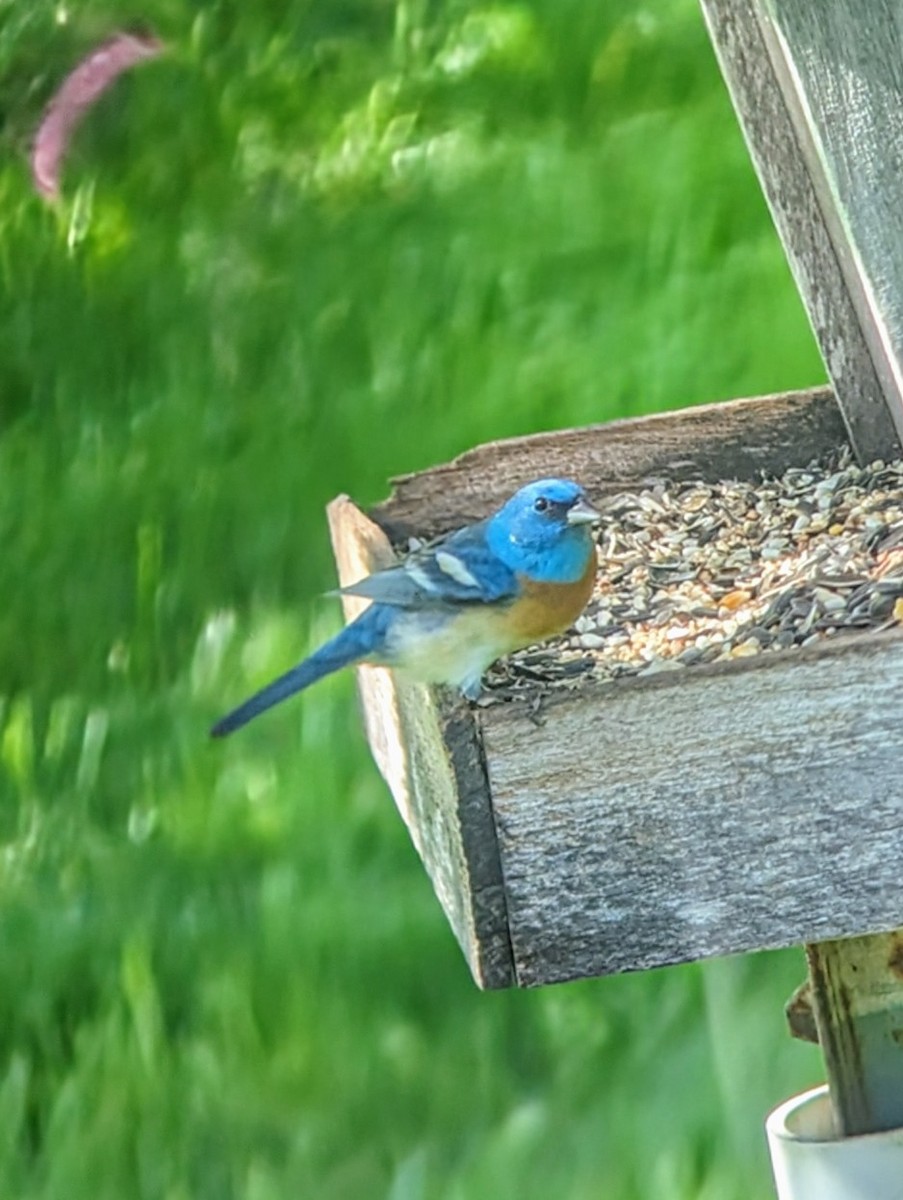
[
  {"left": 325, "top": 0, "right": 903, "bottom": 1144},
  {"left": 328, "top": 386, "right": 903, "bottom": 990}
]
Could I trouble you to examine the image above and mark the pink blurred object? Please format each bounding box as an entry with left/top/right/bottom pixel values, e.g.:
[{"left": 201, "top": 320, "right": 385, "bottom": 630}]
[{"left": 31, "top": 30, "right": 163, "bottom": 201}]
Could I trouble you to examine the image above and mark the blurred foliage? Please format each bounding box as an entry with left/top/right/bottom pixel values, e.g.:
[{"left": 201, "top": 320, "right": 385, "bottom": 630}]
[{"left": 0, "top": 1, "right": 824, "bottom": 1197}]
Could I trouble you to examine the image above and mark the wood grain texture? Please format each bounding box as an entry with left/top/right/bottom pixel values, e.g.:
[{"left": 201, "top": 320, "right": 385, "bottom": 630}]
[
  {"left": 481, "top": 629, "right": 903, "bottom": 987},
  {"left": 760, "top": 0, "right": 903, "bottom": 449},
  {"left": 807, "top": 932, "right": 903, "bottom": 1136},
  {"left": 326, "top": 496, "right": 515, "bottom": 988},
  {"left": 700, "top": 0, "right": 901, "bottom": 462},
  {"left": 373, "top": 386, "right": 846, "bottom": 539}
]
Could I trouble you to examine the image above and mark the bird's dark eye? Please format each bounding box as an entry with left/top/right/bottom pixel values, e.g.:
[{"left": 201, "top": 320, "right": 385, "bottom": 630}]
[{"left": 533, "top": 497, "right": 549, "bottom": 513}]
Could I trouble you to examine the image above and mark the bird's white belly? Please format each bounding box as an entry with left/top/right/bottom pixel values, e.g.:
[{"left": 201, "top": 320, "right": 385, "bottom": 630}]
[{"left": 386, "top": 608, "right": 516, "bottom": 690}]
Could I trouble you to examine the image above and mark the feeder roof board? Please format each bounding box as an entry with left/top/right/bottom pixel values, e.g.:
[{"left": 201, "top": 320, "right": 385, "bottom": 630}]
[{"left": 701, "top": 0, "right": 903, "bottom": 460}]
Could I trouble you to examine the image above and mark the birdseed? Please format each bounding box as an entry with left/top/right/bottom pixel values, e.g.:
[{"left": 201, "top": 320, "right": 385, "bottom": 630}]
[{"left": 480, "top": 446, "right": 903, "bottom": 704}]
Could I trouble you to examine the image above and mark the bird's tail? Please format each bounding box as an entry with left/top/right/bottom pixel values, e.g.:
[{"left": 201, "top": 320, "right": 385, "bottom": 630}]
[{"left": 210, "top": 604, "right": 393, "bottom": 737}]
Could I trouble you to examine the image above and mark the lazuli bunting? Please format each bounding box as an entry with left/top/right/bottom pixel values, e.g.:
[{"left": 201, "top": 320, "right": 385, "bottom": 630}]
[{"left": 211, "top": 477, "right": 599, "bottom": 736}]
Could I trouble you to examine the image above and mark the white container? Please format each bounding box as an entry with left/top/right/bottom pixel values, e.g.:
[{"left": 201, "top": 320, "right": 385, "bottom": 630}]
[{"left": 767, "top": 1084, "right": 903, "bottom": 1200}]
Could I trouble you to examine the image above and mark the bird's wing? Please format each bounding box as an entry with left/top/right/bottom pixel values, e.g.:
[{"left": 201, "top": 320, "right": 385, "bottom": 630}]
[{"left": 337, "top": 522, "right": 520, "bottom": 608}]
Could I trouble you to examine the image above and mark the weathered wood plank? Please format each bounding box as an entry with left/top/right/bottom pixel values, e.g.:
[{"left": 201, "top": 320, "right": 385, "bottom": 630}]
[
  {"left": 481, "top": 629, "right": 903, "bottom": 987},
  {"left": 807, "top": 932, "right": 903, "bottom": 1137},
  {"left": 760, "top": 0, "right": 903, "bottom": 448},
  {"left": 372, "top": 386, "right": 845, "bottom": 539},
  {"left": 326, "top": 496, "right": 515, "bottom": 988},
  {"left": 699, "top": 0, "right": 901, "bottom": 462}
]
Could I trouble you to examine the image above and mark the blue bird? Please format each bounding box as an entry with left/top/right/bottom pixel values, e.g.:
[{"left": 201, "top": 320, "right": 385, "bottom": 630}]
[{"left": 211, "top": 478, "right": 599, "bottom": 737}]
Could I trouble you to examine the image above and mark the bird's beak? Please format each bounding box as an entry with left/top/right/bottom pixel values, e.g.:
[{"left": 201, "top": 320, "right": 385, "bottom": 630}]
[{"left": 566, "top": 497, "right": 601, "bottom": 525}]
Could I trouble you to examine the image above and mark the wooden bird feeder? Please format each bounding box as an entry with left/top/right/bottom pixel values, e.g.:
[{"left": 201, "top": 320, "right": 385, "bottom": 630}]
[{"left": 329, "top": 0, "right": 903, "bottom": 1168}]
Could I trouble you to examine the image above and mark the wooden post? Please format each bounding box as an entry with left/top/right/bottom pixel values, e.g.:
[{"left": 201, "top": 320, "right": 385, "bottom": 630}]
[
  {"left": 699, "top": 0, "right": 903, "bottom": 461},
  {"left": 807, "top": 933, "right": 903, "bottom": 1136}
]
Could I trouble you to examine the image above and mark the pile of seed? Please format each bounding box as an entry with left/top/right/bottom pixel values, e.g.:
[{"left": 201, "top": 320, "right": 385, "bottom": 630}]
[{"left": 482, "top": 448, "right": 903, "bottom": 704}]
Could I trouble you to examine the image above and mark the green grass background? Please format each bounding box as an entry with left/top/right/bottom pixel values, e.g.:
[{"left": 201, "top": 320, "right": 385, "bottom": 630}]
[{"left": 1, "top": 1, "right": 827, "bottom": 1196}]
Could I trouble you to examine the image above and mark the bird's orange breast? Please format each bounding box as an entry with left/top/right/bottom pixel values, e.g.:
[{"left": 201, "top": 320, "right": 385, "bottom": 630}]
[{"left": 508, "top": 551, "right": 598, "bottom": 643}]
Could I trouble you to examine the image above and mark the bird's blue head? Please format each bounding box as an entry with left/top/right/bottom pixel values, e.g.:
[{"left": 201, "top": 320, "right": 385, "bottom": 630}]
[{"left": 486, "top": 478, "right": 599, "bottom": 583}]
